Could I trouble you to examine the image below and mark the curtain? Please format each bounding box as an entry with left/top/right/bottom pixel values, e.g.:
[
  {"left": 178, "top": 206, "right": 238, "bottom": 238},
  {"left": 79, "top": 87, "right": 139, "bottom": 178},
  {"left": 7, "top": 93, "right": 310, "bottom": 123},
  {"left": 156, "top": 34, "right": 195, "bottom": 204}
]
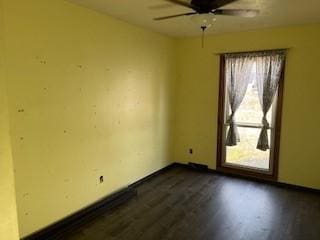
[
  {"left": 225, "top": 54, "right": 253, "bottom": 146},
  {"left": 255, "top": 51, "right": 286, "bottom": 151}
]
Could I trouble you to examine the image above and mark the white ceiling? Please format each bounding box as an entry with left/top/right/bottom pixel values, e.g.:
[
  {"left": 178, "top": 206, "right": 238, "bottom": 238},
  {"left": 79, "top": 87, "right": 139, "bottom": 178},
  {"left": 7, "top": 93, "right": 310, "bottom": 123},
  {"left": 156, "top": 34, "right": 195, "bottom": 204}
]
[{"left": 67, "top": 0, "right": 320, "bottom": 37}]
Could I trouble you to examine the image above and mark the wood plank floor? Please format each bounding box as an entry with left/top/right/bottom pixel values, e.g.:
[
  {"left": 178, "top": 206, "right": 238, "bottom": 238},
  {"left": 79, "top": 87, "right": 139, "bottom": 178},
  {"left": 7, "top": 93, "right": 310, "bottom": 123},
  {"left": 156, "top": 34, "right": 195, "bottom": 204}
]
[{"left": 63, "top": 166, "right": 320, "bottom": 240}]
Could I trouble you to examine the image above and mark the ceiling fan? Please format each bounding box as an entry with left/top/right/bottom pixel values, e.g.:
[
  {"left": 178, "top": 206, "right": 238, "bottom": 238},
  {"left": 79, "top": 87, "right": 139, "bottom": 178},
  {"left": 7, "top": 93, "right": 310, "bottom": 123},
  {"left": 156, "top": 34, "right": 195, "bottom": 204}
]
[
  {"left": 153, "top": 0, "right": 259, "bottom": 47},
  {"left": 153, "top": 0, "right": 259, "bottom": 21}
]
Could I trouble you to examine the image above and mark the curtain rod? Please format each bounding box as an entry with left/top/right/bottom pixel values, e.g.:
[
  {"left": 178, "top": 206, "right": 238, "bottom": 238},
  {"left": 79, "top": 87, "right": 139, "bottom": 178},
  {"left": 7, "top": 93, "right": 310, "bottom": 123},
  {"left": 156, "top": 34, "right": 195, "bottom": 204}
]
[{"left": 214, "top": 48, "right": 291, "bottom": 56}]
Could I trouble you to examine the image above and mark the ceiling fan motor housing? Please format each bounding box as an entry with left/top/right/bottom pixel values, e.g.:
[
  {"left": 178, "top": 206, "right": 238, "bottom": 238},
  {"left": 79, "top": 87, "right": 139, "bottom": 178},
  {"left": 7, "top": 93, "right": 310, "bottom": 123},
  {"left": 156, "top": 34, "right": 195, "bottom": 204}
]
[{"left": 154, "top": 0, "right": 259, "bottom": 21}]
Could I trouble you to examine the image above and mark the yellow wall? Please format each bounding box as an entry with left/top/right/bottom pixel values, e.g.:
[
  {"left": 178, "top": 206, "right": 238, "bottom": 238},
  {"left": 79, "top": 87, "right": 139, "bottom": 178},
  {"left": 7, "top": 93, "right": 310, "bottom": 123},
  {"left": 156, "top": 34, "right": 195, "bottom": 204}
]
[
  {"left": 1, "top": 0, "right": 320, "bottom": 237},
  {"left": 174, "top": 24, "right": 320, "bottom": 190},
  {"left": 2, "top": 0, "right": 175, "bottom": 237},
  {"left": 0, "top": 67, "right": 19, "bottom": 240},
  {"left": 0, "top": 1, "right": 19, "bottom": 239}
]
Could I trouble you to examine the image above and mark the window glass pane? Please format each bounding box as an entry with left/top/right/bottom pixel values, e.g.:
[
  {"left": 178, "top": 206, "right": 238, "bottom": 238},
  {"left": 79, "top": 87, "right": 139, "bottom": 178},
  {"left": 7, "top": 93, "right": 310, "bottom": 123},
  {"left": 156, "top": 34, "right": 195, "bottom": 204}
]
[
  {"left": 225, "top": 127, "right": 271, "bottom": 170},
  {"left": 235, "top": 81, "right": 263, "bottom": 123},
  {"left": 233, "top": 64, "right": 272, "bottom": 124}
]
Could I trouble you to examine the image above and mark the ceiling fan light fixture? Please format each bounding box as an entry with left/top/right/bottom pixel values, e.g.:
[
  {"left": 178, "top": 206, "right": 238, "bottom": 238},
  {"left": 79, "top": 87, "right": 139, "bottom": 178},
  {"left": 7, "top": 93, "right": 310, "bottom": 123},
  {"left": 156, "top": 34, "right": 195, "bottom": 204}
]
[
  {"left": 191, "top": 13, "right": 216, "bottom": 48},
  {"left": 191, "top": 13, "right": 216, "bottom": 29}
]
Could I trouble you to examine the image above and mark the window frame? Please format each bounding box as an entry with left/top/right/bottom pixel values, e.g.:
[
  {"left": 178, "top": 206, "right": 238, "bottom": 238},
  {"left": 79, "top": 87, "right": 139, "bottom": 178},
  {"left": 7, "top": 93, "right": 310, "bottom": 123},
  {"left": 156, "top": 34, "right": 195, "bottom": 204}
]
[{"left": 216, "top": 54, "right": 286, "bottom": 181}]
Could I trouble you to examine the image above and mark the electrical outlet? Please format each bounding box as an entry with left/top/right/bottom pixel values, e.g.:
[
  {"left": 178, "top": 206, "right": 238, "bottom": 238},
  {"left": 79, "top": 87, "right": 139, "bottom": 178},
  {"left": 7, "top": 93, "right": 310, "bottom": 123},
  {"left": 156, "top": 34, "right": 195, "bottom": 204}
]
[
  {"left": 189, "top": 148, "right": 193, "bottom": 154},
  {"left": 99, "top": 176, "right": 104, "bottom": 183}
]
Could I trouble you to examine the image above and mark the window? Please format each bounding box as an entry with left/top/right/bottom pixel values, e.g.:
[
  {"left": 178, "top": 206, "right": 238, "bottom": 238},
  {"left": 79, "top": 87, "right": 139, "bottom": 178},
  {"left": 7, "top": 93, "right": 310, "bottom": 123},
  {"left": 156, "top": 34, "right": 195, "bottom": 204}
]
[{"left": 217, "top": 50, "right": 286, "bottom": 180}]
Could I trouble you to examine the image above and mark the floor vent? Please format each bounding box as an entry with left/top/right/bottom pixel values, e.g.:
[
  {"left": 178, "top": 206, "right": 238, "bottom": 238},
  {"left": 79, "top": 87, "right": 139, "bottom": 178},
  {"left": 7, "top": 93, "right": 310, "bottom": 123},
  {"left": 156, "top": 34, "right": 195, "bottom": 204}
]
[{"left": 188, "top": 162, "right": 209, "bottom": 171}]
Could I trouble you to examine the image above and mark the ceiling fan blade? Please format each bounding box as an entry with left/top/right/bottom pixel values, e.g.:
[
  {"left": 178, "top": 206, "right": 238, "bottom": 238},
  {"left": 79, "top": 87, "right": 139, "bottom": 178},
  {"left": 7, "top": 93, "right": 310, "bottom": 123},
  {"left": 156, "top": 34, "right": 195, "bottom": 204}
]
[
  {"left": 213, "top": 9, "right": 259, "bottom": 17},
  {"left": 154, "top": 12, "right": 197, "bottom": 20},
  {"left": 210, "top": 0, "right": 239, "bottom": 9},
  {"left": 164, "top": 0, "right": 194, "bottom": 9}
]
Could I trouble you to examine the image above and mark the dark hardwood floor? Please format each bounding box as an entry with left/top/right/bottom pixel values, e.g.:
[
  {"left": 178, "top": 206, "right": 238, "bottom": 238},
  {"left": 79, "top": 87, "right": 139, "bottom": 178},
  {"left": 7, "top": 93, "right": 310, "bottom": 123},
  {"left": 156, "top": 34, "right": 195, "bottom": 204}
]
[{"left": 63, "top": 166, "right": 320, "bottom": 240}]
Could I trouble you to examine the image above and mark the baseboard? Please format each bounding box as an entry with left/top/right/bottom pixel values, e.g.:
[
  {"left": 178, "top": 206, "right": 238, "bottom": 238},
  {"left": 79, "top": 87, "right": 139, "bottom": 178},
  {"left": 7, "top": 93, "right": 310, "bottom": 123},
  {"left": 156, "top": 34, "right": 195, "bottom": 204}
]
[
  {"left": 22, "top": 163, "right": 176, "bottom": 240},
  {"left": 22, "top": 187, "right": 137, "bottom": 240},
  {"left": 21, "top": 161, "right": 318, "bottom": 239},
  {"left": 129, "top": 163, "right": 176, "bottom": 188},
  {"left": 175, "top": 162, "right": 320, "bottom": 194}
]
